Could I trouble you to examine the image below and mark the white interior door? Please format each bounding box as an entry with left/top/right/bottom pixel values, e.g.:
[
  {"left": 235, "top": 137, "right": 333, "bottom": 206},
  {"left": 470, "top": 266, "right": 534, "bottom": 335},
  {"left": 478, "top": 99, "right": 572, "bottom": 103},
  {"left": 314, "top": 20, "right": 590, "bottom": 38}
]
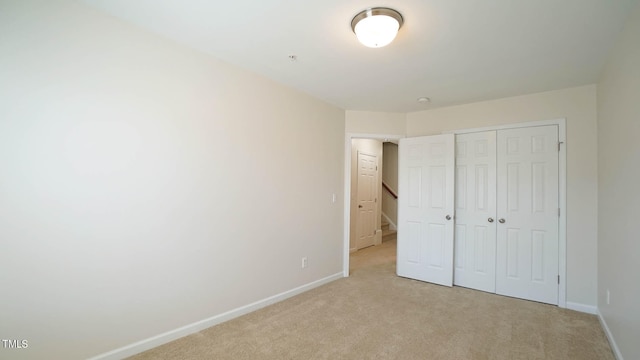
[
  {"left": 496, "top": 125, "right": 559, "bottom": 304},
  {"left": 356, "top": 152, "right": 377, "bottom": 250},
  {"left": 454, "top": 131, "right": 498, "bottom": 293},
  {"left": 397, "top": 134, "right": 455, "bottom": 286}
]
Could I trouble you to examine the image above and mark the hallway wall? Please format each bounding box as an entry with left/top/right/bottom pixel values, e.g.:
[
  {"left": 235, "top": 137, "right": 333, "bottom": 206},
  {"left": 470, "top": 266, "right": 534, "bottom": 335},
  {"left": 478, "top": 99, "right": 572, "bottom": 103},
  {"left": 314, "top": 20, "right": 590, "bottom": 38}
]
[{"left": 382, "top": 142, "right": 399, "bottom": 226}]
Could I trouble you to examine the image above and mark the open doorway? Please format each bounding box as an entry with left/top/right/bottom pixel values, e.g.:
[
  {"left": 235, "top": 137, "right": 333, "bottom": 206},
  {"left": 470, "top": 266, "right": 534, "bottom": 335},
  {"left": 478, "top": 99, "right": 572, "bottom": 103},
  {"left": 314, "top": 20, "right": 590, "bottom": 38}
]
[
  {"left": 345, "top": 136, "right": 400, "bottom": 275},
  {"left": 380, "top": 141, "right": 398, "bottom": 242}
]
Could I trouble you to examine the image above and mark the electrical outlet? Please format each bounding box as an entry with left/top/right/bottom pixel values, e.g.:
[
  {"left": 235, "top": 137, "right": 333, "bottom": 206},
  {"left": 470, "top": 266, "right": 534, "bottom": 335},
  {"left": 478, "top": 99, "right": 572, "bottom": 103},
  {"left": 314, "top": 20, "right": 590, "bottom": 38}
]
[
  {"left": 301, "top": 257, "right": 308, "bottom": 269},
  {"left": 606, "top": 289, "right": 610, "bottom": 305}
]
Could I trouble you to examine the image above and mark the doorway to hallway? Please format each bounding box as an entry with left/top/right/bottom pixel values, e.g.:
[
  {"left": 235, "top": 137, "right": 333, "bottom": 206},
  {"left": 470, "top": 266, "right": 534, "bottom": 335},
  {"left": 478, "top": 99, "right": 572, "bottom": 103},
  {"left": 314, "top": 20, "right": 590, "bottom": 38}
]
[{"left": 348, "top": 137, "right": 400, "bottom": 274}]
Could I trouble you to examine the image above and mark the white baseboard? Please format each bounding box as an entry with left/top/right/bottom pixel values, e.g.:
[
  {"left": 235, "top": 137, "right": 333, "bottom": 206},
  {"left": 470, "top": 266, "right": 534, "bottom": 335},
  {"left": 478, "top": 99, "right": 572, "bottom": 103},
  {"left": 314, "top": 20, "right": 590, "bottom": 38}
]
[
  {"left": 88, "top": 272, "right": 344, "bottom": 360},
  {"left": 597, "top": 308, "right": 624, "bottom": 360},
  {"left": 381, "top": 212, "right": 397, "bottom": 231},
  {"left": 565, "top": 301, "right": 597, "bottom": 314}
]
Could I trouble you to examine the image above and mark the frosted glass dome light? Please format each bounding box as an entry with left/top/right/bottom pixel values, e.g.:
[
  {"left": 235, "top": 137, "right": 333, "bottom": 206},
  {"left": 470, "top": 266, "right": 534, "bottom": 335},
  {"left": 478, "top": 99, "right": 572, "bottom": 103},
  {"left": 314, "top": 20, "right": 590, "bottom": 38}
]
[{"left": 351, "top": 8, "right": 404, "bottom": 48}]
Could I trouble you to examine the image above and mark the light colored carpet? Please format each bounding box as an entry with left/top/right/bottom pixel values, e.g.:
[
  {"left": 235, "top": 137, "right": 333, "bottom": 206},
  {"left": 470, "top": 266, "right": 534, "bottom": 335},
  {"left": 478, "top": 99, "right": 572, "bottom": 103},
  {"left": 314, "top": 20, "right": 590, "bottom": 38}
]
[{"left": 129, "top": 239, "right": 613, "bottom": 359}]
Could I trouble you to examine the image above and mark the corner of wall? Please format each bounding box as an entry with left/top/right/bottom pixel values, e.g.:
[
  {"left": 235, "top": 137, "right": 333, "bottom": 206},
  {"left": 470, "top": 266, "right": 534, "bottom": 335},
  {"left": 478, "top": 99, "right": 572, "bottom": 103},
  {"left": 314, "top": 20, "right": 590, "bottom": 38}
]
[{"left": 597, "top": 308, "right": 624, "bottom": 360}]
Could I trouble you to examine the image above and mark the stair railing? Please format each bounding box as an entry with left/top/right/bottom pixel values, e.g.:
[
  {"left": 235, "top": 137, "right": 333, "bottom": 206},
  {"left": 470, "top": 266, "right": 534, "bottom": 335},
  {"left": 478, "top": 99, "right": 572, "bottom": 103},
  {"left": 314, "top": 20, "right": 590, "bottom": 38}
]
[{"left": 382, "top": 180, "right": 398, "bottom": 199}]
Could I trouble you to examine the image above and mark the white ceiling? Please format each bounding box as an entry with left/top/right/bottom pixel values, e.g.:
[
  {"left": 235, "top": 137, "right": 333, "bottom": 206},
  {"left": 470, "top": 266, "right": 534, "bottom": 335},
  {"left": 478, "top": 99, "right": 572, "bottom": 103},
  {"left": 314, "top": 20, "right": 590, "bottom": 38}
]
[{"left": 83, "top": 0, "right": 638, "bottom": 112}]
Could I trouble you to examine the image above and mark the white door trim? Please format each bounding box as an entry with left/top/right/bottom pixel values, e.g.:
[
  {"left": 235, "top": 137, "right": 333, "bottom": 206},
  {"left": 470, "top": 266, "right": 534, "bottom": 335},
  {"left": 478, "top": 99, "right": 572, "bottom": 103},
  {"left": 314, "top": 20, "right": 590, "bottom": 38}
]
[
  {"left": 443, "top": 118, "right": 565, "bottom": 134},
  {"left": 445, "top": 119, "right": 567, "bottom": 308},
  {"left": 343, "top": 133, "right": 405, "bottom": 277}
]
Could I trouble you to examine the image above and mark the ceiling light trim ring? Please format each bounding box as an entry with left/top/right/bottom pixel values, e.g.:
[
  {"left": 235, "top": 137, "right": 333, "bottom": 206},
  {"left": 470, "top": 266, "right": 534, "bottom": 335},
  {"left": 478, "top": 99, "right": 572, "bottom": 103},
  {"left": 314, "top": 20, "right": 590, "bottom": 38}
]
[{"left": 351, "top": 7, "right": 404, "bottom": 33}]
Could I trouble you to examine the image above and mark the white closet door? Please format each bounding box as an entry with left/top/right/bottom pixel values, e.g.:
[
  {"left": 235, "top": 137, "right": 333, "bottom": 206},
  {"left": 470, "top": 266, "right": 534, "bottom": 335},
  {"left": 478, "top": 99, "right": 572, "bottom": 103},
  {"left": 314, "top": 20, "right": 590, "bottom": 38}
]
[
  {"left": 397, "top": 134, "right": 455, "bottom": 286},
  {"left": 453, "top": 131, "right": 497, "bottom": 293},
  {"left": 496, "top": 126, "right": 559, "bottom": 305}
]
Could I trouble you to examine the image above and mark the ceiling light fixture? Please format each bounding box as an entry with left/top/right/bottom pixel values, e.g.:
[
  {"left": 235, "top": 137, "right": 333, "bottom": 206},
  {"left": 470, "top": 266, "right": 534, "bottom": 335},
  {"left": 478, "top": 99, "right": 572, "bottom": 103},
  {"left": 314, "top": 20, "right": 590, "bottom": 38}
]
[{"left": 351, "top": 7, "right": 404, "bottom": 48}]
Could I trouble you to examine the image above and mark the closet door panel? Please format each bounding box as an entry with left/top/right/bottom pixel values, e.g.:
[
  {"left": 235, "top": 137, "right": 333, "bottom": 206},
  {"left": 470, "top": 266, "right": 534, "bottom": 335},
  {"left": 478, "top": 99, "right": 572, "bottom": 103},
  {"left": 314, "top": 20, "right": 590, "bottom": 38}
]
[
  {"left": 397, "top": 134, "right": 456, "bottom": 287},
  {"left": 453, "top": 131, "right": 497, "bottom": 292},
  {"left": 496, "top": 126, "right": 559, "bottom": 305}
]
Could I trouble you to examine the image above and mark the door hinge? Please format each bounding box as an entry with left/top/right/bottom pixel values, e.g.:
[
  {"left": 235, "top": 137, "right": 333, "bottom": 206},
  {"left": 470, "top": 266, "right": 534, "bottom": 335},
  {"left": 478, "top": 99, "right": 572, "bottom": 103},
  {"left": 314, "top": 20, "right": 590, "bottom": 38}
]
[
  {"left": 558, "top": 141, "right": 564, "bottom": 152},
  {"left": 375, "top": 198, "right": 377, "bottom": 203},
  {"left": 558, "top": 208, "right": 560, "bottom": 217},
  {"left": 376, "top": 165, "right": 378, "bottom": 171},
  {"left": 557, "top": 275, "right": 560, "bottom": 284}
]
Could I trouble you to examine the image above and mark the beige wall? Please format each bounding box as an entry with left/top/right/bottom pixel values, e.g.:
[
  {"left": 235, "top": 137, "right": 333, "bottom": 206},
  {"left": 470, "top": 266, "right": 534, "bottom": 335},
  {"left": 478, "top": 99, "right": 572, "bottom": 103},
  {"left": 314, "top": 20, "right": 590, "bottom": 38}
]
[
  {"left": 350, "top": 139, "right": 383, "bottom": 251},
  {"left": 346, "top": 111, "right": 406, "bottom": 135},
  {"left": 597, "top": 2, "right": 640, "bottom": 358},
  {"left": 407, "top": 85, "right": 599, "bottom": 308},
  {"left": 0, "top": 2, "right": 345, "bottom": 359},
  {"left": 382, "top": 143, "right": 399, "bottom": 226}
]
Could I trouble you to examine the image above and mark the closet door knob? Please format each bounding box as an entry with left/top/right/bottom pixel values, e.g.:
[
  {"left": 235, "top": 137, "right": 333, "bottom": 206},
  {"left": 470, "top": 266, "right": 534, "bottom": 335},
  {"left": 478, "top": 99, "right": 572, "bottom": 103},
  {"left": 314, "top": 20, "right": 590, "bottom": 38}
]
[
  {"left": 445, "top": 215, "right": 452, "bottom": 220},
  {"left": 488, "top": 217, "right": 494, "bottom": 223},
  {"left": 498, "top": 218, "right": 506, "bottom": 224}
]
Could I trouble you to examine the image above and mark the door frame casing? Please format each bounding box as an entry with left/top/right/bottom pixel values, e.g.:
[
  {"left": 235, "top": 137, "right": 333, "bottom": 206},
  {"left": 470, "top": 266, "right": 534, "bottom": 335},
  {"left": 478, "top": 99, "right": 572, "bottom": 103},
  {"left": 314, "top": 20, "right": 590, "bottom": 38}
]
[
  {"left": 343, "top": 133, "right": 405, "bottom": 276},
  {"left": 343, "top": 119, "right": 566, "bottom": 309}
]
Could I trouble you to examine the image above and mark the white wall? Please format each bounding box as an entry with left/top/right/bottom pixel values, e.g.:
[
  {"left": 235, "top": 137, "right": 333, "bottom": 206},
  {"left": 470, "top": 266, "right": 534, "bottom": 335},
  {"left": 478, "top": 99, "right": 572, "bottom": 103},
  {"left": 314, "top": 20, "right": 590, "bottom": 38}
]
[
  {"left": 350, "top": 139, "right": 383, "bottom": 251},
  {"left": 597, "top": 2, "right": 640, "bottom": 358},
  {"left": 346, "top": 111, "right": 406, "bottom": 135},
  {"left": 0, "top": 1, "right": 345, "bottom": 359},
  {"left": 406, "top": 85, "right": 599, "bottom": 308}
]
